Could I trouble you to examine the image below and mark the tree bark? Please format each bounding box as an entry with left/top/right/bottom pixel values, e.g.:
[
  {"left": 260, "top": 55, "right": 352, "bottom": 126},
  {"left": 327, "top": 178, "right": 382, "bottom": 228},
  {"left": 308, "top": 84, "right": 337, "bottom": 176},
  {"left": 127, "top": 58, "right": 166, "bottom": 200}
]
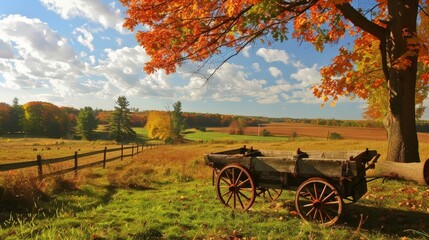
[
  {"left": 367, "top": 159, "right": 429, "bottom": 185},
  {"left": 336, "top": 1, "right": 421, "bottom": 163},
  {"left": 383, "top": 0, "right": 420, "bottom": 163}
]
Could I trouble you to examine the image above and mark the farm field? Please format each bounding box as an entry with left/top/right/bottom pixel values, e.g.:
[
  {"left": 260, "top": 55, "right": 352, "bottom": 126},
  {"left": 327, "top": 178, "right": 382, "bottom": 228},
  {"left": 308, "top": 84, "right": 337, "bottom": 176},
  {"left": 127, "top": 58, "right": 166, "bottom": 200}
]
[
  {"left": 0, "top": 142, "right": 428, "bottom": 239},
  {"left": 208, "top": 122, "right": 429, "bottom": 143}
]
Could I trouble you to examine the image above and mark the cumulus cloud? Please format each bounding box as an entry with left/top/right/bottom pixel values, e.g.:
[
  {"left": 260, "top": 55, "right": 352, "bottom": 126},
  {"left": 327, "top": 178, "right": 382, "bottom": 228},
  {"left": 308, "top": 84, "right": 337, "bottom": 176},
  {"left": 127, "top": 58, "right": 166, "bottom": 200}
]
[
  {"left": 252, "top": 63, "right": 260, "bottom": 72},
  {"left": 268, "top": 67, "right": 282, "bottom": 78},
  {"left": 256, "top": 48, "right": 289, "bottom": 65},
  {"left": 92, "top": 46, "right": 150, "bottom": 94},
  {"left": 242, "top": 45, "right": 251, "bottom": 57},
  {"left": 74, "top": 25, "right": 94, "bottom": 51},
  {"left": 0, "top": 14, "right": 83, "bottom": 91},
  {"left": 0, "top": 40, "right": 14, "bottom": 59},
  {"left": 40, "top": 0, "right": 126, "bottom": 32}
]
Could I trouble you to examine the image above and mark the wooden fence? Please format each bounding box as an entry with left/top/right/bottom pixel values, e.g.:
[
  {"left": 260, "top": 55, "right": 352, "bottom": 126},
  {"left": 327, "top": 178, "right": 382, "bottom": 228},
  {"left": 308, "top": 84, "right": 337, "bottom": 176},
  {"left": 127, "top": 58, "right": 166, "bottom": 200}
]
[{"left": 0, "top": 144, "right": 155, "bottom": 179}]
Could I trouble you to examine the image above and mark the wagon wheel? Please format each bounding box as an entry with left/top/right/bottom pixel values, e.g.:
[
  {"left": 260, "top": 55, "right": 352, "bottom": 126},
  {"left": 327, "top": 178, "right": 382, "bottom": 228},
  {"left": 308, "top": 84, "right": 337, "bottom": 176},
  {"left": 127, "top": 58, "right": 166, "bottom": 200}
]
[
  {"left": 257, "top": 188, "right": 283, "bottom": 201},
  {"left": 295, "top": 178, "right": 343, "bottom": 226},
  {"left": 216, "top": 164, "right": 256, "bottom": 211}
]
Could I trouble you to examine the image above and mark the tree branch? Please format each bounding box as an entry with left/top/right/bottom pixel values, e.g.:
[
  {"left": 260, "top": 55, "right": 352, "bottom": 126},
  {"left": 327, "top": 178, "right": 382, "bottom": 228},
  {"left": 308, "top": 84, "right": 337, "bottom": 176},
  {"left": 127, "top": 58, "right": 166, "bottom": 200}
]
[{"left": 335, "top": 2, "right": 385, "bottom": 40}]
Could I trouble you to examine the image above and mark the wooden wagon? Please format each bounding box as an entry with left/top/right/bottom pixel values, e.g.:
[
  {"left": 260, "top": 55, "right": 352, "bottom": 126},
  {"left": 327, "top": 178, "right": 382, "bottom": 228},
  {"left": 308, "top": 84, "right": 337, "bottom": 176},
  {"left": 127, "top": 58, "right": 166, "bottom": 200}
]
[{"left": 204, "top": 146, "right": 380, "bottom": 226}]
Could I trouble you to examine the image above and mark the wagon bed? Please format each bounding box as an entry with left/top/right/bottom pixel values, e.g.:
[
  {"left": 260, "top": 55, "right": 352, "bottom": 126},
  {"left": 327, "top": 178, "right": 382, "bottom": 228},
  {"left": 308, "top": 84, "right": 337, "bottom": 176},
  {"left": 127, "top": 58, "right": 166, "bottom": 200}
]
[{"left": 205, "top": 146, "right": 379, "bottom": 226}]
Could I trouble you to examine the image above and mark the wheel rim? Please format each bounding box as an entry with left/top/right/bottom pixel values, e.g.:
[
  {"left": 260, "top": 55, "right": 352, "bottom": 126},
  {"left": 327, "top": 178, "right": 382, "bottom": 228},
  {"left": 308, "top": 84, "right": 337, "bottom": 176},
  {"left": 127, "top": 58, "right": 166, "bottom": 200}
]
[
  {"left": 258, "top": 188, "right": 283, "bottom": 201},
  {"left": 216, "top": 164, "right": 256, "bottom": 211},
  {"left": 295, "top": 178, "right": 343, "bottom": 226}
]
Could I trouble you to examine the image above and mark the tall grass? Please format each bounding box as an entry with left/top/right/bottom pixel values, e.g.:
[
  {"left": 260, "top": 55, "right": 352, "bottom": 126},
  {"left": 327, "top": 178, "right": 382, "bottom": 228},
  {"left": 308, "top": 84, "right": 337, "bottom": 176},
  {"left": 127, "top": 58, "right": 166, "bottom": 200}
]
[{"left": 0, "top": 138, "right": 428, "bottom": 239}]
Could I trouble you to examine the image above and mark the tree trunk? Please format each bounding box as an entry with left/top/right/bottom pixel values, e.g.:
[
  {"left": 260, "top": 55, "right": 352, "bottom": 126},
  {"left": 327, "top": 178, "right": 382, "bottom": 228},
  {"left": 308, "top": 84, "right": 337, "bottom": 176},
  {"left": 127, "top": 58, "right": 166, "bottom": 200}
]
[
  {"left": 367, "top": 159, "right": 429, "bottom": 185},
  {"left": 383, "top": 0, "right": 420, "bottom": 163}
]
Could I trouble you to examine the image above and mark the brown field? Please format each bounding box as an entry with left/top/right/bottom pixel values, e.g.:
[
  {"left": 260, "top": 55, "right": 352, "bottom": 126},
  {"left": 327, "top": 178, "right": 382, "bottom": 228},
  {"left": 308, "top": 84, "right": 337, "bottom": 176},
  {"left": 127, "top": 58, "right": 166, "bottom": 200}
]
[{"left": 209, "top": 122, "right": 429, "bottom": 143}]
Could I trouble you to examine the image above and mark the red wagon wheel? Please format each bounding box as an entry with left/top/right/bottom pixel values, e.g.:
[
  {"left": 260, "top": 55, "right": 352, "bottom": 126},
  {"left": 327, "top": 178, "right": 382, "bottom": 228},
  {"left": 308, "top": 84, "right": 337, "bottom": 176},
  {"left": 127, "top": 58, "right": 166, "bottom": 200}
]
[
  {"left": 216, "top": 164, "right": 256, "bottom": 211},
  {"left": 295, "top": 178, "right": 343, "bottom": 226},
  {"left": 257, "top": 188, "right": 283, "bottom": 201}
]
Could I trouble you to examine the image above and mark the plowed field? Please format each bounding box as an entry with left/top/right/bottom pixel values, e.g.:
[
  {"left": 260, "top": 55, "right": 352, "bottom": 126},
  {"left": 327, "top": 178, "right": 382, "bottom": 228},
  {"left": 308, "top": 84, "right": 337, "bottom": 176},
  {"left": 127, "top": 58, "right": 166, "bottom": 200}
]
[{"left": 208, "top": 122, "right": 429, "bottom": 143}]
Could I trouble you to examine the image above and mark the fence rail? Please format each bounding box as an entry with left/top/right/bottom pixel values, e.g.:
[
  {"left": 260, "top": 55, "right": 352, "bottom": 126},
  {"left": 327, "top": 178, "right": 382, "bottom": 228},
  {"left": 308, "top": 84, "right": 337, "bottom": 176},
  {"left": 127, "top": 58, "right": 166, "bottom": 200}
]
[{"left": 0, "top": 144, "right": 156, "bottom": 179}]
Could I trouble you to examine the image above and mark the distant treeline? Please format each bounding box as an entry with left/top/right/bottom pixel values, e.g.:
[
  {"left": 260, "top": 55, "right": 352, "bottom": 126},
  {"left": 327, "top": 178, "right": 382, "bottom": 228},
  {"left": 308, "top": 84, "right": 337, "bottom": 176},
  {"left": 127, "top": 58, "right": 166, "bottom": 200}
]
[{"left": 2, "top": 99, "right": 429, "bottom": 138}]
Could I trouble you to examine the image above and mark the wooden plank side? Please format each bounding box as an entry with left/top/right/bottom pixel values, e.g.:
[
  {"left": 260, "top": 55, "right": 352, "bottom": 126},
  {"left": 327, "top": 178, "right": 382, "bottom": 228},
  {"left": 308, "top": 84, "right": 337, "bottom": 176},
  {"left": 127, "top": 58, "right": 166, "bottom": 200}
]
[
  {"left": 205, "top": 154, "right": 250, "bottom": 169},
  {"left": 251, "top": 157, "right": 296, "bottom": 173},
  {"left": 297, "top": 158, "right": 358, "bottom": 178},
  {"left": 259, "top": 150, "right": 295, "bottom": 158}
]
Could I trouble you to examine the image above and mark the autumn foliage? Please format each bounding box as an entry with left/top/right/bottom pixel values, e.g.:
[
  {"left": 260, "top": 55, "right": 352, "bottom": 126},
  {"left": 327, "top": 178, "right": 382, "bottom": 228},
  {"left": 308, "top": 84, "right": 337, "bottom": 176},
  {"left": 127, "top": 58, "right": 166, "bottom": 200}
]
[
  {"left": 145, "top": 111, "right": 172, "bottom": 141},
  {"left": 121, "top": 0, "right": 429, "bottom": 162}
]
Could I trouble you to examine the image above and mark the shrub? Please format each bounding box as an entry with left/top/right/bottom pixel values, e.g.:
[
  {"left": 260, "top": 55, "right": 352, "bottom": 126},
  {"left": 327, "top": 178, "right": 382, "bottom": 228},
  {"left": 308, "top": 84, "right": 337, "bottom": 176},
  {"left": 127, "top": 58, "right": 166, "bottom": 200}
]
[
  {"left": 328, "top": 132, "right": 343, "bottom": 140},
  {"left": 262, "top": 129, "right": 270, "bottom": 136}
]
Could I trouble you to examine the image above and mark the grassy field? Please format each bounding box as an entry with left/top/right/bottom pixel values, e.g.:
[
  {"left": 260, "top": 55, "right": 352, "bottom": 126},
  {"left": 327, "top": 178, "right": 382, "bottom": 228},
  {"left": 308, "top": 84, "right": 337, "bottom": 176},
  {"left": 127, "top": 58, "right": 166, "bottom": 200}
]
[{"left": 0, "top": 132, "right": 429, "bottom": 239}]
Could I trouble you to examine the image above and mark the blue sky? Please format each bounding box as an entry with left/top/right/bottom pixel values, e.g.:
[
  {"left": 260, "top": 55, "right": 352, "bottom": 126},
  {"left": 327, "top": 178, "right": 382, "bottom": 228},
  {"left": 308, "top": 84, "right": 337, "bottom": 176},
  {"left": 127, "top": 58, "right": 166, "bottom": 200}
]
[{"left": 0, "top": 0, "right": 420, "bottom": 120}]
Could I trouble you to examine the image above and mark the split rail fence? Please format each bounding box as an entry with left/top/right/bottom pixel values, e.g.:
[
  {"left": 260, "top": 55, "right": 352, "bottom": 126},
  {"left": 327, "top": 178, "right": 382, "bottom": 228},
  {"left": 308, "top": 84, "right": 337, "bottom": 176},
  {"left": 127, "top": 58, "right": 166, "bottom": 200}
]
[{"left": 0, "top": 144, "right": 156, "bottom": 179}]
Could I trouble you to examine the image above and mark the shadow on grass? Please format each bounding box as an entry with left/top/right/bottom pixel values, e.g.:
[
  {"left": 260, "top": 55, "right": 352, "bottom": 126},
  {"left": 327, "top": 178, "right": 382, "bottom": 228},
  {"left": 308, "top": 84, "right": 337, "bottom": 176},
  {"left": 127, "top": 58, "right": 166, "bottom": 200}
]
[{"left": 342, "top": 204, "right": 429, "bottom": 237}]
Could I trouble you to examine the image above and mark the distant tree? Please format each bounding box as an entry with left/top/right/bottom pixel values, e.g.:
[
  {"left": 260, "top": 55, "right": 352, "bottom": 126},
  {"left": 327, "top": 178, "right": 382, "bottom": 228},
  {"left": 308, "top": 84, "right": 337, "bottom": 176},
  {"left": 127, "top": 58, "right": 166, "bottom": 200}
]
[
  {"left": 76, "top": 107, "right": 99, "bottom": 140},
  {"left": 107, "top": 96, "right": 136, "bottom": 143},
  {"left": 0, "top": 103, "right": 12, "bottom": 134},
  {"left": 22, "top": 101, "right": 68, "bottom": 138},
  {"left": 145, "top": 111, "right": 171, "bottom": 141},
  {"left": 171, "top": 101, "right": 185, "bottom": 140},
  {"left": 61, "top": 107, "right": 79, "bottom": 139},
  {"left": 9, "top": 98, "right": 24, "bottom": 133},
  {"left": 229, "top": 117, "right": 247, "bottom": 135}
]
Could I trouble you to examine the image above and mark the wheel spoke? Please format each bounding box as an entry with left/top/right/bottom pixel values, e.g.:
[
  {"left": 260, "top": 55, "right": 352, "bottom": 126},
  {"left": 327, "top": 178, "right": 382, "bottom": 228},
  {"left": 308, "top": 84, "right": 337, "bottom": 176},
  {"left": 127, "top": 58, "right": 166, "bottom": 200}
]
[
  {"left": 319, "top": 185, "right": 327, "bottom": 200},
  {"left": 324, "top": 200, "right": 340, "bottom": 205},
  {"left": 321, "top": 208, "right": 334, "bottom": 221},
  {"left": 324, "top": 205, "right": 339, "bottom": 214},
  {"left": 318, "top": 209, "right": 325, "bottom": 223},
  {"left": 302, "top": 203, "right": 313, "bottom": 208},
  {"left": 220, "top": 177, "right": 231, "bottom": 186},
  {"left": 305, "top": 207, "right": 315, "bottom": 217},
  {"left": 322, "top": 191, "right": 335, "bottom": 202},
  {"left": 236, "top": 192, "right": 245, "bottom": 209},
  {"left": 235, "top": 170, "right": 243, "bottom": 186},
  {"left": 313, "top": 183, "right": 319, "bottom": 199},
  {"left": 238, "top": 190, "right": 251, "bottom": 201},
  {"left": 237, "top": 178, "right": 250, "bottom": 188},
  {"left": 225, "top": 191, "right": 233, "bottom": 205},
  {"left": 304, "top": 187, "right": 315, "bottom": 200}
]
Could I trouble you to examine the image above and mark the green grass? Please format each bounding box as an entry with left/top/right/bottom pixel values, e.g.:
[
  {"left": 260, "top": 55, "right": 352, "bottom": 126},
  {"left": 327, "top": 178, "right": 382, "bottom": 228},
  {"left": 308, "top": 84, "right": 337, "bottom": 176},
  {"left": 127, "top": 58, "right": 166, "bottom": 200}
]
[
  {"left": 183, "top": 129, "right": 297, "bottom": 142},
  {"left": 1, "top": 139, "right": 429, "bottom": 239}
]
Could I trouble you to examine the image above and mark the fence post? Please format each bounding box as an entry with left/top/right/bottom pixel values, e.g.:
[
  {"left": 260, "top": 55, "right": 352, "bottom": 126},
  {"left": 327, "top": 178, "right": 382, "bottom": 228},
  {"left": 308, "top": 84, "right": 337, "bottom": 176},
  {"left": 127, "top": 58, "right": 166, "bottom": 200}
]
[
  {"left": 121, "top": 144, "right": 124, "bottom": 161},
  {"left": 132, "top": 144, "right": 134, "bottom": 158},
  {"left": 103, "top": 147, "right": 107, "bottom": 169},
  {"left": 74, "top": 151, "right": 78, "bottom": 174},
  {"left": 37, "top": 155, "right": 43, "bottom": 180}
]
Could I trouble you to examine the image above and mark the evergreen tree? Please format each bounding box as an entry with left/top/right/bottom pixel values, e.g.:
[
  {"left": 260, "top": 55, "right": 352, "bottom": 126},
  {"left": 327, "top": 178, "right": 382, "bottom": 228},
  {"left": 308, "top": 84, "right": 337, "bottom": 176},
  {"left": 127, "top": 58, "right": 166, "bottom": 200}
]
[
  {"left": 171, "top": 101, "right": 184, "bottom": 140},
  {"left": 107, "top": 96, "right": 136, "bottom": 143},
  {"left": 10, "top": 97, "right": 24, "bottom": 133},
  {"left": 76, "top": 107, "right": 98, "bottom": 140}
]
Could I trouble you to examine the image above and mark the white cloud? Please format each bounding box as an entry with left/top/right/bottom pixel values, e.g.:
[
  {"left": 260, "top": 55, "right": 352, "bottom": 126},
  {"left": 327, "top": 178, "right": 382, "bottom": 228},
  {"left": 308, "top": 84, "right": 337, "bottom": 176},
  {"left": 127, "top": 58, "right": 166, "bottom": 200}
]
[
  {"left": 0, "top": 14, "right": 83, "bottom": 91},
  {"left": 74, "top": 25, "right": 94, "bottom": 51},
  {"left": 252, "top": 63, "right": 260, "bottom": 72},
  {"left": 290, "top": 64, "right": 320, "bottom": 87},
  {"left": 40, "top": 0, "right": 126, "bottom": 32},
  {"left": 0, "top": 40, "right": 14, "bottom": 59},
  {"left": 92, "top": 46, "right": 150, "bottom": 94},
  {"left": 256, "top": 48, "right": 289, "bottom": 65},
  {"left": 115, "top": 37, "right": 123, "bottom": 46},
  {"left": 242, "top": 45, "right": 251, "bottom": 57},
  {"left": 268, "top": 67, "right": 282, "bottom": 78}
]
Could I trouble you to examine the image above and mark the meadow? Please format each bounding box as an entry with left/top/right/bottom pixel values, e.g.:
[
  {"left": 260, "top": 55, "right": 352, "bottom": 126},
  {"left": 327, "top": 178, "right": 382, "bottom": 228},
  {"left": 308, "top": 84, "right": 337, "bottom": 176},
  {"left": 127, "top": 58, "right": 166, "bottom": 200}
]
[{"left": 0, "top": 128, "right": 428, "bottom": 239}]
